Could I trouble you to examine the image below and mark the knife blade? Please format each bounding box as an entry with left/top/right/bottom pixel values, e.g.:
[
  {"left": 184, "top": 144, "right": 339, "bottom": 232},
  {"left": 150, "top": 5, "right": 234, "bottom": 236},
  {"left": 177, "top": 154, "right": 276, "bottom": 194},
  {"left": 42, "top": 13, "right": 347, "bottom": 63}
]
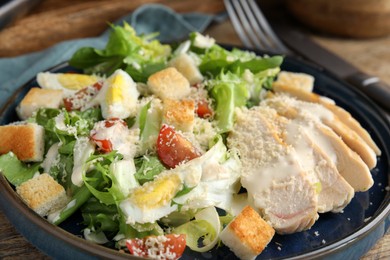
[{"left": 271, "top": 22, "right": 390, "bottom": 112}]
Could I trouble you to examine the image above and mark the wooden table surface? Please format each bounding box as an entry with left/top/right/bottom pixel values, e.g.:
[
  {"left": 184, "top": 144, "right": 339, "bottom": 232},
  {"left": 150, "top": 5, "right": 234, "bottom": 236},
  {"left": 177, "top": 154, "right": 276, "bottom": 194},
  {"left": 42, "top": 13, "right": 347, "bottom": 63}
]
[{"left": 0, "top": 0, "right": 389, "bottom": 259}]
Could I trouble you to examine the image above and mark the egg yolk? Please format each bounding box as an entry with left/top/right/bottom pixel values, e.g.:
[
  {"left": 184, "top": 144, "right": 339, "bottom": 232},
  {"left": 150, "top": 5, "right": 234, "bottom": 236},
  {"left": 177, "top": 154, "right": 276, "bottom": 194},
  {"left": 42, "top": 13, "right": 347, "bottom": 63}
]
[
  {"left": 106, "top": 74, "right": 127, "bottom": 104},
  {"left": 58, "top": 74, "right": 98, "bottom": 90},
  {"left": 131, "top": 174, "right": 181, "bottom": 209}
]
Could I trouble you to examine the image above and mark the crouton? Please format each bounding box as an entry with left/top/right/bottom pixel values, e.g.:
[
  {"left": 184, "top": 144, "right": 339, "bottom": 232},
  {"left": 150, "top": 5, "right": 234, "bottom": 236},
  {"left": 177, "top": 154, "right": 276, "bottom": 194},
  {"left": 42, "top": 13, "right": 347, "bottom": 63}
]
[
  {"left": 147, "top": 67, "right": 190, "bottom": 100},
  {"left": 219, "top": 206, "right": 275, "bottom": 260},
  {"left": 0, "top": 123, "right": 44, "bottom": 162},
  {"left": 163, "top": 99, "right": 195, "bottom": 132},
  {"left": 273, "top": 71, "right": 314, "bottom": 92},
  {"left": 16, "top": 173, "right": 68, "bottom": 217},
  {"left": 169, "top": 53, "right": 203, "bottom": 85},
  {"left": 16, "top": 87, "right": 64, "bottom": 120}
]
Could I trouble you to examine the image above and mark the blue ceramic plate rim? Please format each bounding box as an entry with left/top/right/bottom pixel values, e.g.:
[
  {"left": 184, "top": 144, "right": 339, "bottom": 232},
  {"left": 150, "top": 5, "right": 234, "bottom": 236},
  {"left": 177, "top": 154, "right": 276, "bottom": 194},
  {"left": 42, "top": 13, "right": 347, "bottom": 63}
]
[{"left": 0, "top": 50, "right": 389, "bottom": 260}]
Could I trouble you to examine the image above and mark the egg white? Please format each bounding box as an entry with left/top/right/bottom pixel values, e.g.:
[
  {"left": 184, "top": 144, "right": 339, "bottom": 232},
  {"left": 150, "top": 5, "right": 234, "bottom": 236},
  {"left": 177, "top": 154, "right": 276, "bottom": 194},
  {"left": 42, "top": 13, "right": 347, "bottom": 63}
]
[{"left": 94, "top": 69, "right": 139, "bottom": 119}]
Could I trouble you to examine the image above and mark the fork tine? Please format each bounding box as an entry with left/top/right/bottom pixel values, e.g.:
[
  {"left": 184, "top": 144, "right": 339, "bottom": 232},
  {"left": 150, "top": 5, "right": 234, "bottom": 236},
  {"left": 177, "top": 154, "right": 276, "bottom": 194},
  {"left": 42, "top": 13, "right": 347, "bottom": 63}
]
[
  {"left": 247, "top": 0, "right": 289, "bottom": 53},
  {"left": 231, "top": 0, "right": 269, "bottom": 50},
  {"left": 240, "top": 0, "right": 276, "bottom": 51},
  {"left": 224, "top": 0, "right": 254, "bottom": 49},
  {"left": 224, "top": 0, "right": 290, "bottom": 54}
]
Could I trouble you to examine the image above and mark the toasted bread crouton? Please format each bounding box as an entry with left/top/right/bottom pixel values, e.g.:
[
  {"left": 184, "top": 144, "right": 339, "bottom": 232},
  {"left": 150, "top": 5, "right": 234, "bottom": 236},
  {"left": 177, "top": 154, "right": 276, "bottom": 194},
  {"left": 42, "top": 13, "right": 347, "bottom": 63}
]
[
  {"left": 273, "top": 71, "right": 314, "bottom": 93},
  {"left": 169, "top": 53, "right": 203, "bottom": 85},
  {"left": 16, "top": 87, "right": 63, "bottom": 120},
  {"left": 0, "top": 123, "right": 44, "bottom": 162},
  {"left": 147, "top": 67, "right": 190, "bottom": 100},
  {"left": 163, "top": 99, "right": 195, "bottom": 132},
  {"left": 220, "top": 206, "right": 275, "bottom": 260},
  {"left": 16, "top": 173, "right": 68, "bottom": 217}
]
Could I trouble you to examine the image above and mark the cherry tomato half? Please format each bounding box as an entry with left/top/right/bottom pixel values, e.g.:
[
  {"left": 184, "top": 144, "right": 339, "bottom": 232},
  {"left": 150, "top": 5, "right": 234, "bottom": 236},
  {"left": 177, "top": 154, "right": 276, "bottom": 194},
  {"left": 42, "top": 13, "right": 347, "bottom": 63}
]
[
  {"left": 63, "top": 81, "right": 103, "bottom": 111},
  {"left": 196, "top": 100, "right": 213, "bottom": 118},
  {"left": 157, "top": 124, "right": 201, "bottom": 168},
  {"left": 126, "top": 234, "right": 186, "bottom": 259}
]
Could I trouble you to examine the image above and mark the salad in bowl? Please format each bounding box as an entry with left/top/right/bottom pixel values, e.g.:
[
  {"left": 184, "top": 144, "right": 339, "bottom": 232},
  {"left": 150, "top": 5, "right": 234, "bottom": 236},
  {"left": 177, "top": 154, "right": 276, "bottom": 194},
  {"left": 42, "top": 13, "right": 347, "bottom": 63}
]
[{"left": 0, "top": 23, "right": 382, "bottom": 260}]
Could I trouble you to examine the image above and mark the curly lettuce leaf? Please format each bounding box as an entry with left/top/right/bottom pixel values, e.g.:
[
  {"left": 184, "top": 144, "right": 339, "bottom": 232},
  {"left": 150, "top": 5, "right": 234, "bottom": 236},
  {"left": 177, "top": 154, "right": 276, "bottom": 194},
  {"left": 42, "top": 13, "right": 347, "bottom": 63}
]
[
  {"left": 134, "top": 155, "right": 166, "bottom": 185},
  {"left": 69, "top": 22, "right": 171, "bottom": 81},
  {"left": 207, "top": 71, "right": 249, "bottom": 133},
  {"left": 191, "top": 32, "right": 283, "bottom": 78},
  {"left": 81, "top": 197, "right": 120, "bottom": 234},
  {"left": 32, "top": 107, "right": 101, "bottom": 149}
]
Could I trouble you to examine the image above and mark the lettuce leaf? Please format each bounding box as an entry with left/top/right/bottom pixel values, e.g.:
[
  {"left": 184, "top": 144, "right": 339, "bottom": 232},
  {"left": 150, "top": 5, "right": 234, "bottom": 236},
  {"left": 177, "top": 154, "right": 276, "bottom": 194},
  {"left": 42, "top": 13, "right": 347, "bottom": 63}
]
[
  {"left": 32, "top": 107, "right": 101, "bottom": 149},
  {"left": 134, "top": 155, "right": 166, "bottom": 185},
  {"left": 0, "top": 152, "right": 40, "bottom": 186},
  {"left": 69, "top": 22, "right": 171, "bottom": 81},
  {"left": 206, "top": 66, "right": 280, "bottom": 132},
  {"left": 81, "top": 197, "right": 120, "bottom": 233},
  {"left": 207, "top": 71, "right": 249, "bottom": 133},
  {"left": 173, "top": 207, "right": 221, "bottom": 252},
  {"left": 193, "top": 37, "right": 283, "bottom": 78},
  {"left": 137, "top": 100, "right": 162, "bottom": 153}
]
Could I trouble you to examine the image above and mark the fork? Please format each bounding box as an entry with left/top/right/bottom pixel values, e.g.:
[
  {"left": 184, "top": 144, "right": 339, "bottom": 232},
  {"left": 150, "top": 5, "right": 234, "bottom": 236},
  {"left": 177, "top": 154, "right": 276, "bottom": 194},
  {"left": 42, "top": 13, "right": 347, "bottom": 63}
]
[{"left": 223, "top": 0, "right": 290, "bottom": 54}]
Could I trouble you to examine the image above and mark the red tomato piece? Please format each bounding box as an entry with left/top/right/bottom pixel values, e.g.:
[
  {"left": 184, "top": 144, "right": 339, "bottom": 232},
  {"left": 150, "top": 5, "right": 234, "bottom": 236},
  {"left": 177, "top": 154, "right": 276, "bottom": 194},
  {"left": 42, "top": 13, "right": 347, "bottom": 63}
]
[
  {"left": 157, "top": 124, "right": 201, "bottom": 168},
  {"left": 126, "top": 234, "right": 186, "bottom": 259},
  {"left": 90, "top": 135, "right": 112, "bottom": 153},
  {"left": 196, "top": 100, "right": 213, "bottom": 118},
  {"left": 104, "top": 118, "right": 127, "bottom": 128},
  {"left": 63, "top": 98, "right": 74, "bottom": 112},
  {"left": 63, "top": 81, "right": 103, "bottom": 111}
]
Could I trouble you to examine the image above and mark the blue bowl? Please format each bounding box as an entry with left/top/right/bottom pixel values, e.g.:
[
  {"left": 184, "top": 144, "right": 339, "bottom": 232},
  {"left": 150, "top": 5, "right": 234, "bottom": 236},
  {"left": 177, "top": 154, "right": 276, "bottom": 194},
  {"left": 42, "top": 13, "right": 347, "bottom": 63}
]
[{"left": 0, "top": 52, "right": 389, "bottom": 259}]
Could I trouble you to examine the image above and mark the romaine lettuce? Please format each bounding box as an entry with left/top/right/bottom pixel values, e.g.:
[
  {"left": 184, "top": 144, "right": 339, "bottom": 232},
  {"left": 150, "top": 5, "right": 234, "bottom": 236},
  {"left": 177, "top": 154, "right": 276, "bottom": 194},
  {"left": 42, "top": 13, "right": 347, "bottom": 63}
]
[
  {"left": 0, "top": 152, "right": 40, "bottom": 186},
  {"left": 208, "top": 71, "right": 249, "bottom": 133}
]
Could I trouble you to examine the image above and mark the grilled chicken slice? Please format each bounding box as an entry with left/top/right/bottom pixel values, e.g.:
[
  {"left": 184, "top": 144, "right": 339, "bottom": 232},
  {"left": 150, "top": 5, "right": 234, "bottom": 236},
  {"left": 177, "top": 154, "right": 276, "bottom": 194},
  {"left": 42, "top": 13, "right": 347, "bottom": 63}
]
[
  {"left": 272, "top": 83, "right": 381, "bottom": 156},
  {"left": 228, "top": 107, "right": 318, "bottom": 234},
  {"left": 268, "top": 92, "right": 377, "bottom": 169},
  {"left": 262, "top": 110, "right": 354, "bottom": 213},
  {"left": 264, "top": 95, "right": 373, "bottom": 192}
]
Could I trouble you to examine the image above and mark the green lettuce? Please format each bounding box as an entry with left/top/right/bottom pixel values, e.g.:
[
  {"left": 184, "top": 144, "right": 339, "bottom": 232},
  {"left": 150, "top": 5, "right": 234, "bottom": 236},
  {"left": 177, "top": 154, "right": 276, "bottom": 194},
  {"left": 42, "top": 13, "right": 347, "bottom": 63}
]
[
  {"left": 81, "top": 197, "right": 120, "bottom": 235},
  {"left": 137, "top": 100, "right": 162, "bottom": 153},
  {"left": 134, "top": 155, "right": 165, "bottom": 185},
  {"left": 189, "top": 32, "right": 283, "bottom": 77},
  {"left": 173, "top": 219, "right": 216, "bottom": 251},
  {"left": 32, "top": 107, "right": 101, "bottom": 149},
  {"left": 69, "top": 22, "right": 171, "bottom": 82},
  {"left": 207, "top": 71, "right": 249, "bottom": 133},
  {"left": 0, "top": 152, "right": 40, "bottom": 186},
  {"left": 206, "top": 67, "right": 280, "bottom": 132}
]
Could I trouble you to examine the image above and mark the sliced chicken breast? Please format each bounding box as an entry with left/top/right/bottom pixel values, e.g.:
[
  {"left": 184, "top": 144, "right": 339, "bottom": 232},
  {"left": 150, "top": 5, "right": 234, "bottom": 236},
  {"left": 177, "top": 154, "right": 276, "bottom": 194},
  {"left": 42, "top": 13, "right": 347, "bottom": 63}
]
[
  {"left": 262, "top": 110, "right": 354, "bottom": 213},
  {"left": 228, "top": 107, "right": 318, "bottom": 234},
  {"left": 267, "top": 93, "right": 377, "bottom": 169},
  {"left": 264, "top": 95, "right": 373, "bottom": 192},
  {"left": 272, "top": 83, "right": 381, "bottom": 156}
]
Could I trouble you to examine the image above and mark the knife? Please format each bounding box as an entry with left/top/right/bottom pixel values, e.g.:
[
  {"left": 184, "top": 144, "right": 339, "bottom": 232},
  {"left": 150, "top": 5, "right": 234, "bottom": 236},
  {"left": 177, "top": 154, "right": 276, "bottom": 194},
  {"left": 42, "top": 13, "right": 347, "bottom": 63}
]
[{"left": 269, "top": 21, "right": 390, "bottom": 112}]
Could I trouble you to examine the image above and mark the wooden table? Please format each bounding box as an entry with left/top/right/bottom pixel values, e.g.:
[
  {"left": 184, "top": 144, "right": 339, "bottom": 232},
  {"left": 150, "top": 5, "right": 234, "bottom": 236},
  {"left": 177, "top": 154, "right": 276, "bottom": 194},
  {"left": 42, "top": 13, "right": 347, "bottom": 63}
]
[{"left": 0, "top": 0, "right": 389, "bottom": 259}]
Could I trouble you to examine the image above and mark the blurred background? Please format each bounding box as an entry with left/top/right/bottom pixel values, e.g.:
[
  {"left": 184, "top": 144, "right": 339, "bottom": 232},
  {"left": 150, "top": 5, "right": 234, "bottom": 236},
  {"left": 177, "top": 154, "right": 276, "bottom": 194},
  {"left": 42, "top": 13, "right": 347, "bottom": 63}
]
[{"left": 0, "top": 0, "right": 389, "bottom": 84}]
